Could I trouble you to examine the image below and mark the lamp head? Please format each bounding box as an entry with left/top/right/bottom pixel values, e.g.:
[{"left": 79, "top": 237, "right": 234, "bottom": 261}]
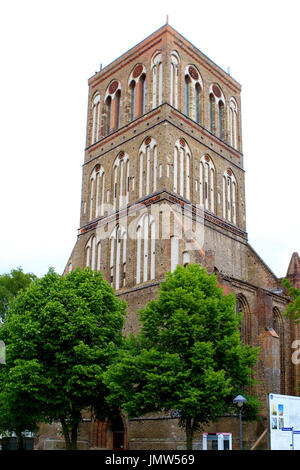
[{"left": 233, "top": 395, "right": 247, "bottom": 408}]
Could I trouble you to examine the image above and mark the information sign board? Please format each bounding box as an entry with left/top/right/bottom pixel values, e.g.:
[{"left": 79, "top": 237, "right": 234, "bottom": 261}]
[{"left": 269, "top": 393, "right": 300, "bottom": 450}]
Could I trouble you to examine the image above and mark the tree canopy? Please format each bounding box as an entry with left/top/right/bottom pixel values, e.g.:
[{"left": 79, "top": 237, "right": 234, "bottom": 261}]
[
  {"left": 0, "top": 267, "right": 37, "bottom": 321},
  {"left": 282, "top": 278, "right": 300, "bottom": 321},
  {"left": 0, "top": 267, "right": 127, "bottom": 449},
  {"left": 104, "top": 264, "right": 260, "bottom": 449}
]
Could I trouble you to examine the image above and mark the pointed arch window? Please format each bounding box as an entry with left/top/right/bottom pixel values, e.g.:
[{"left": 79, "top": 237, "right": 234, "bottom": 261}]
[
  {"left": 209, "top": 84, "right": 225, "bottom": 138},
  {"left": 140, "top": 74, "right": 146, "bottom": 115},
  {"left": 170, "top": 235, "right": 179, "bottom": 273},
  {"left": 130, "top": 81, "right": 136, "bottom": 121},
  {"left": 91, "top": 92, "right": 101, "bottom": 144},
  {"left": 104, "top": 80, "right": 121, "bottom": 135},
  {"left": 273, "top": 307, "right": 285, "bottom": 394},
  {"left": 105, "top": 96, "right": 111, "bottom": 135},
  {"left": 128, "top": 64, "right": 146, "bottom": 121},
  {"left": 173, "top": 139, "right": 191, "bottom": 200},
  {"left": 110, "top": 225, "right": 127, "bottom": 290},
  {"left": 89, "top": 164, "right": 105, "bottom": 221},
  {"left": 218, "top": 100, "right": 225, "bottom": 140},
  {"left": 235, "top": 294, "right": 251, "bottom": 344},
  {"left": 85, "top": 235, "right": 100, "bottom": 271},
  {"left": 138, "top": 137, "right": 158, "bottom": 198},
  {"left": 184, "top": 65, "right": 203, "bottom": 123},
  {"left": 222, "top": 169, "right": 237, "bottom": 224},
  {"left": 209, "top": 93, "right": 215, "bottom": 134},
  {"left": 115, "top": 89, "right": 121, "bottom": 130},
  {"left": 229, "top": 98, "right": 238, "bottom": 149},
  {"left": 199, "top": 155, "right": 215, "bottom": 213},
  {"left": 195, "top": 83, "right": 201, "bottom": 124},
  {"left": 86, "top": 244, "right": 91, "bottom": 268},
  {"left": 183, "top": 251, "right": 190, "bottom": 267},
  {"left": 136, "top": 214, "right": 156, "bottom": 284},
  {"left": 185, "top": 75, "right": 191, "bottom": 117},
  {"left": 170, "top": 52, "right": 179, "bottom": 108},
  {"left": 151, "top": 52, "right": 163, "bottom": 108},
  {"left": 113, "top": 152, "right": 130, "bottom": 211}
]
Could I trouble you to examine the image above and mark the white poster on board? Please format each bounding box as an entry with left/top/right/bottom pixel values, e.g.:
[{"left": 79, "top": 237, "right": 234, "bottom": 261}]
[{"left": 269, "top": 393, "right": 300, "bottom": 450}]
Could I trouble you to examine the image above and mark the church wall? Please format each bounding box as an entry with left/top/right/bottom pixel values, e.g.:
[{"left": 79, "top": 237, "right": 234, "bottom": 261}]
[{"left": 56, "top": 24, "right": 300, "bottom": 451}]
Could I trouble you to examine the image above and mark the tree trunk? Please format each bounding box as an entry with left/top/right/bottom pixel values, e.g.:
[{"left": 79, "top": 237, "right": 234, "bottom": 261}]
[
  {"left": 16, "top": 430, "right": 24, "bottom": 451},
  {"left": 71, "top": 424, "right": 78, "bottom": 450},
  {"left": 60, "top": 414, "right": 80, "bottom": 450},
  {"left": 60, "top": 417, "right": 72, "bottom": 450},
  {"left": 185, "top": 419, "right": 194, "bottom": 450}
]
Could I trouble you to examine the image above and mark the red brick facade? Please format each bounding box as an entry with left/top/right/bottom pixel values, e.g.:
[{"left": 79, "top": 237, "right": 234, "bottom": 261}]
[{"left": 35, "top": 24, "right": 300, "bottom": 450}]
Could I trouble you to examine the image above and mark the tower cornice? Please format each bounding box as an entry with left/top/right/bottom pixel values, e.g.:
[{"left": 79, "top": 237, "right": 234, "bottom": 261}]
[{"left": 85, "top": 104, "right": 244, "bottom": 170}]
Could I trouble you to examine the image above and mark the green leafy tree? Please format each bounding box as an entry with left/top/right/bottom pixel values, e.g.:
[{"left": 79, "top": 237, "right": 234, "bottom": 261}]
[
  {"left": 0, "top": 267, "right": 126, "bottom": 450},
  {"left": 0, "top": 267, "right": 37, "bottom": 449},
  {"left": 0, "top": 360, "right": 45, "bottom": 450},
  {"left": 282, "top": 278, "right": 300, "bottom": 321},
  {"left": 0, "top": 267, "right": 37, "bottom": 321},
  {"left": 104, "top": 264, "right": 260, "bottom": 449}
]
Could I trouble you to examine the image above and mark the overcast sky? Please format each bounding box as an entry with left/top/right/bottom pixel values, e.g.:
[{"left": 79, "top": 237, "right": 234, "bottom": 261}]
[{"left": 0, "top": 0, "right": 299, "bottom": 279}]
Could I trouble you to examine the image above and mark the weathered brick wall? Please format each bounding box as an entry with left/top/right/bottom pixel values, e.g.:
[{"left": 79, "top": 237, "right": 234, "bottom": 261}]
[{"left": 54, "top": 24, "right": 298, "bottom": 452}]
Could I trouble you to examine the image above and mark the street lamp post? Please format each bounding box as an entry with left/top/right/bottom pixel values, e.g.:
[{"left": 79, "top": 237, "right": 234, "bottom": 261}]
[{"left": 233, "top": 395, "right": 247, "bottom": 450}]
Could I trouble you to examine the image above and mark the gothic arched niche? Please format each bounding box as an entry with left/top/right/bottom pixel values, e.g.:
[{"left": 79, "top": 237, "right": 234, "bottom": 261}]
[
  {"left": 235, "top": 293, "right": 251, "bottom": 344},
  {"left": 273, "top": 307, "right": 285, "bottom": 394}
]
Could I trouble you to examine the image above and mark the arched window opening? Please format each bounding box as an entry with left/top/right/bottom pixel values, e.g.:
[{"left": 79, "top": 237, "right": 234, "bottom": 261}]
[
  {"left": 229, "top": 98, "right": 238, "bottom": 149},
  {"left": 91, "top": 93, "right": 101, "bottom": 144},
  {"left": 136, "top": 214, "right": 155, "bottom": 284},
  {"left": 115, "top": 89, "right": 121, "bottom": 130},
  {"left": 89, "top": 177, "right": 95, "bottom": 221},
  {"left": 105, "top": 96, "right": 111, "bottom": 135},
  {"left": 110, "top": 225, "right": 127, "bottom": 290},
  {"left": 273, "top": 307, "right": 285, "bottom": 394},
  {"left": 170, "top": 52, "right": 179, "bottom": 108},
  {"left": 97, "top": 241, "right": 101, "bottom": 272},
  {"left": 113, "top": 153, "right": 130, "bottom": 211},
  {"left": 130, "top": 81, "right": 136, "bottom": 121},
  {"left": 173, "top": 139, "right": 191, "bottom": 201},
  {"left": 91, "top": 236, "right": 96, "bottom": 270},
  {"left": 184, "top": 65, "right": 202, "bottom": 123},
  {"left": 199, "top": 155, "right": 215, "bottom": 213},
  {"left": 138, "top": 137, "right": 158, "bottom": 198},
  {"left": 151, "top": 52, "right": 162, "bottom": 108},
  {"left": 140, "top": 73, "right": 146, "bottom": 115},
  {"left": 86, "top": 245, "right": 91, "bottom": 268},
  {"left": 195, "top": 83, "right": 201, "bottom": 124},
  {"left": 89, "top": 164, "right": 105, "bottom": 221},
  {"left": 85, "top": 235, "right": 99, "bottom": 271},
  {"left": 222, "top": 169, "right": 237, "bottom": 225},
  {"left": 209, "top": 93, "right": 215, "bottom": 134},
  {"left": 235, "top": 294, "right": 251, "bottom": 344},
  {"left": 170, "top": 236, "right": 179, "bottom": 273},
  {"left": 235, "top": 298, "right": 243, "bottom": 337},
  {"left": 209, "top": 84, "right": 225, "bottom": 138},
  {"left": 218, "top": 100, "right": 225, "bottom": 140},
  {"left": 128, "top": 64, "right": 146, "bottom": 121},
  {"left": 185, "top": 75, "right": 191, "bottom": 117},
  {"left": 104, "top": 81, "right": 121, "bottom": 134},
  {"left": 183, "top": 251, "right": 190, "bottom": 267}
]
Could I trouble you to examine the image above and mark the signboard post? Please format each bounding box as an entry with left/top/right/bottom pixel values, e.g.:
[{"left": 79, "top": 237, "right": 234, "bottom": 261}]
[{"left": 269, "top": 394, "right": 300, "bottom": 450}]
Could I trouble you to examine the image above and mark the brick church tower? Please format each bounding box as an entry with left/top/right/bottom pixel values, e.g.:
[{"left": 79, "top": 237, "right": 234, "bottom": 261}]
[{"left": 59, "top": 23, "right": 300, "bottom": 450}]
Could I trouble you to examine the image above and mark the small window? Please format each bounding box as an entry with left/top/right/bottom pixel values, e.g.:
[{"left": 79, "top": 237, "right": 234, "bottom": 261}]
[
  {"left": 183, "top": 251, "right": 190, "bottom": 267},
  {"left": 106, "top": 96, "right": 111, "bottom": 135}
]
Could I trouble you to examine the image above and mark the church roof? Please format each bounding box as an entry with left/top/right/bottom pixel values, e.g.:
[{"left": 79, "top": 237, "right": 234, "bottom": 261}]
[{"left": 286, "top": 252, "right": 300, "bottom": 277}]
